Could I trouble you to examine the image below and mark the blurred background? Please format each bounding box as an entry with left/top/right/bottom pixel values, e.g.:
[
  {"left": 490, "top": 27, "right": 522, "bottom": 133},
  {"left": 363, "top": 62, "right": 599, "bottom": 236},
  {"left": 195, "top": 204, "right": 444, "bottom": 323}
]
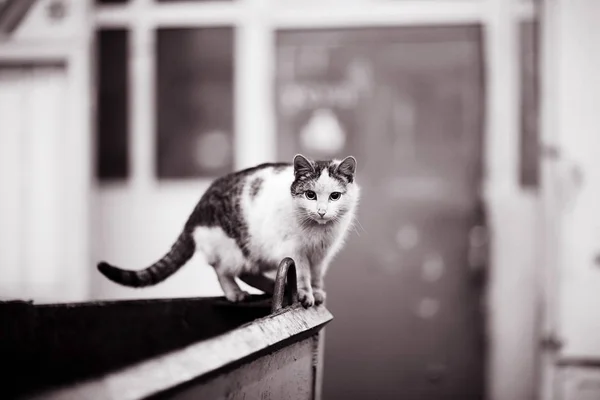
[{"left": 1, "top": 0, "right": 599, "bottom": 399}]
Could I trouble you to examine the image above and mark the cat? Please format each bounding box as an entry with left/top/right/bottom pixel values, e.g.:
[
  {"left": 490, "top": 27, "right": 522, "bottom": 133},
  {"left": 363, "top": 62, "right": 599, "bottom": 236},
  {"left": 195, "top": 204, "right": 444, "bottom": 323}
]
[{"left": 97, "top": 154, "right": 360, "bottom": 308}]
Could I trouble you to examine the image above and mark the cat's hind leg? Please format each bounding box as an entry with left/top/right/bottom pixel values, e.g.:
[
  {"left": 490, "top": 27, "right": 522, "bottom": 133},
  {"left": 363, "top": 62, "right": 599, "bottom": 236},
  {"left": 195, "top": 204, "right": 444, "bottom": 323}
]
[
  {"left": 198, "top": 228, "right": 249, "bottom": 302},
  {"left": 216, "top": 271, "right": 249, "bottom": 302}
]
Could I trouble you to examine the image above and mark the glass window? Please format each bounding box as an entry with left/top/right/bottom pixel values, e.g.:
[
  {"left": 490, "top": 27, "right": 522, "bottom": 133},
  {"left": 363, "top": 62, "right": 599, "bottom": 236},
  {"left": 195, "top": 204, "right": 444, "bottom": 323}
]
[
  {"left": 95, "top": 29, "right": 129, "bottom": 181},
  {"left": 156, "top": 27, "right": 234, "bottom": 179}
]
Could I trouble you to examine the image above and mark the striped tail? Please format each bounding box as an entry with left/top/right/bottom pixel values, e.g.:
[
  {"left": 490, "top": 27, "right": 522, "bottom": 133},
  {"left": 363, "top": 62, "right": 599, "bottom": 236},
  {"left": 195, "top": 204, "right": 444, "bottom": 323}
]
[{"left": 97, "top": 232, "right": 196, "bottom": 288}]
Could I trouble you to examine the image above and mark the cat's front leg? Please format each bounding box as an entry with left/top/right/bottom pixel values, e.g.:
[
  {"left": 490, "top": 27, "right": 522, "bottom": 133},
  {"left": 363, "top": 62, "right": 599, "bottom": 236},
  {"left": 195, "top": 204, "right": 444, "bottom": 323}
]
[
  {"left": 294, "top": 255, "right": 315, "bottom": 308},
  {"left": 311, "top": 263, "right": 328, "bottom": 305}
]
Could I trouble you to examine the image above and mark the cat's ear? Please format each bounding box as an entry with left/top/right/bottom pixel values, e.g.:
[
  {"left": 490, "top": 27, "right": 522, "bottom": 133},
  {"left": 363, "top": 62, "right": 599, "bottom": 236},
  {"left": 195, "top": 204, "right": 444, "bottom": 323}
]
[
  {"left": 335, "top": 156, "right": 357, "bottom": 181},
  {"left": 293, "top": 154, "right": 315, "bottom": 175}
]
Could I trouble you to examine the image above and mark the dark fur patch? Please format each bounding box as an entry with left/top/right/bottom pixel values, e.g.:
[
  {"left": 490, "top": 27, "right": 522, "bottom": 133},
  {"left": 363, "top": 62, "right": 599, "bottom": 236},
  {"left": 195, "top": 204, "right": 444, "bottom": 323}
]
[
  {"left": 333, "top": 157, "right": 356, "bottom": 184},
  {"left": 249, "top": 177, "right": 263, "bottom": 199},
  {"left": 185, "top": 163, "right": 290, "bottom": 257}
]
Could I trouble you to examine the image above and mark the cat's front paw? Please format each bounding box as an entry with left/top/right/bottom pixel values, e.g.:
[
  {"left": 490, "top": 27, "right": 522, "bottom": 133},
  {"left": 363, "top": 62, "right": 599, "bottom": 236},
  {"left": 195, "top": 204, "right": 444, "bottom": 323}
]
[
  {"left": 313, "top": 289, "right": 327, "bottom": 305},
  {"left": 225, "top": 290, "right": 249, "bottom": 303},
  {"left": 298, "top": 288, "right": 315, "bottom": 308}
]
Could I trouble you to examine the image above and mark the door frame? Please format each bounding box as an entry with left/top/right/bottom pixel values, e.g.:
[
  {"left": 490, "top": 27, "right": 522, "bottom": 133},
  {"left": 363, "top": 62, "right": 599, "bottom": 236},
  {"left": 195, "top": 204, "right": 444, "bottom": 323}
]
[
  {"left": 93, "top": 1, "right": 538, "bottom": 399},
  {"left": 0, "top": 0, "right": 94, "bottom": 301}
]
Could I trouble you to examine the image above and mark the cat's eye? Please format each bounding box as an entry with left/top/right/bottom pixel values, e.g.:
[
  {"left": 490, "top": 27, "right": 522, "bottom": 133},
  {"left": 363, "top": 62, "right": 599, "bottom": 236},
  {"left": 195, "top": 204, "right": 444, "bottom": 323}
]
[
  {"left": 305, "top": 190, "right": 317, "bottom": 200},
  {"left": 329, "top": 192, "right": 342, "bottom": 201}
]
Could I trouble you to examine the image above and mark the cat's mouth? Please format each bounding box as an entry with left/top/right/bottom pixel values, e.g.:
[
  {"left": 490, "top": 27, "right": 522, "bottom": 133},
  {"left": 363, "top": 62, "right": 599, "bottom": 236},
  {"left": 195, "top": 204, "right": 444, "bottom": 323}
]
[
  {"left": 299, "top": 213, "right": 333, "bottom": 226},
  {"left": 313, "top": 215, "right": 332, "bottom": 225}
]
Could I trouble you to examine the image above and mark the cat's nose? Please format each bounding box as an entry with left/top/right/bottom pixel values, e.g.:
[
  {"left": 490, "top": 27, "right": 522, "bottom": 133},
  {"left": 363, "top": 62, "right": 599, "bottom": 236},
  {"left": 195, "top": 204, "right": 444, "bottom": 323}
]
[{"left": 318, "top": 210, "right": 326, "bottom": 217}]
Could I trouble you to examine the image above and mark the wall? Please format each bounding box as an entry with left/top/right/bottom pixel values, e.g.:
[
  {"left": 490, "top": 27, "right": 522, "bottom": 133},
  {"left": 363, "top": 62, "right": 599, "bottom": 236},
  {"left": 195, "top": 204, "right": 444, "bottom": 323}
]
[
  {"left": 552, "top": 0, "right": 600, "bottom": 360},
  {"left": 0, "top": 67, "right": 66, "bottom": 300},
  {"left": 486, "top": 191, "right": 540, "bottom": 400},
  {"left": 539, "top": 0, "right": 600, "bottom": 399},
  {"left": 0, "top": 0, "right": 92, "bottom": 302}
]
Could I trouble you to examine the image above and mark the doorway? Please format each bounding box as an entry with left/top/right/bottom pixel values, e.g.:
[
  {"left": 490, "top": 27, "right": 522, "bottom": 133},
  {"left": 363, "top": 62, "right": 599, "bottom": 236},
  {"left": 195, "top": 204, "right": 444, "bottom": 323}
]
[{"left": 276, "top": 26, "right": 487, "bottom": 400}]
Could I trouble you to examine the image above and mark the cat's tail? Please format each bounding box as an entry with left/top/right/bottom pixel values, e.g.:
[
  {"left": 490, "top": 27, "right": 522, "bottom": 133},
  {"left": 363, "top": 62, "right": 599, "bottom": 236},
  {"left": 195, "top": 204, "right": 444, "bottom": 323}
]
[{"left": 97, "top": 231, "right": 196, "bottom": 287}]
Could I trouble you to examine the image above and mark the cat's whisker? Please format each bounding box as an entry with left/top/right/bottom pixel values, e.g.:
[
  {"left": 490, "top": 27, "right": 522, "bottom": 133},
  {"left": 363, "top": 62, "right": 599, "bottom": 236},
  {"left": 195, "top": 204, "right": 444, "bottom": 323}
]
[
  {"left": 348, "top": 220, "right": 361, "bottom": 237},
  {"left": 354, "top": 218, "right": 367, "bottom": 234}
]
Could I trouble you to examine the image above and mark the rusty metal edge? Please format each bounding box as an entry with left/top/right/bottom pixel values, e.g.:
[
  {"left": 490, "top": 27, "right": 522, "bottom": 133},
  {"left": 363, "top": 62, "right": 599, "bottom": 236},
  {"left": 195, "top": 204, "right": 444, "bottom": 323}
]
[
  {"left": 272, "top": 257, "right": 299, "bottom": 313},
  {"left": 25, "top": 305, "right": 333, "bottom": 400}
]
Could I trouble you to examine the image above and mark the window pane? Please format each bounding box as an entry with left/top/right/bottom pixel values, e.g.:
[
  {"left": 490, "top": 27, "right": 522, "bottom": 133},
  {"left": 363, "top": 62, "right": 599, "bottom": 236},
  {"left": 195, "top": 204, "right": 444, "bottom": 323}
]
[
  {"left": 156, "top": 27, "right": 234, "bottom": 179},
  {"left": 96, "top": 29, "right": 129, "bottom": 181}
]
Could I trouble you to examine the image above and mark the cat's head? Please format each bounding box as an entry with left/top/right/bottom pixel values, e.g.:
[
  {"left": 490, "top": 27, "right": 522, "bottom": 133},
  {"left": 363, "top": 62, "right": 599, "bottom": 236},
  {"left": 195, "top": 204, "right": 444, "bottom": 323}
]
[{"left": 290, "top": 154, "right": 360, "bottom": 225}]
